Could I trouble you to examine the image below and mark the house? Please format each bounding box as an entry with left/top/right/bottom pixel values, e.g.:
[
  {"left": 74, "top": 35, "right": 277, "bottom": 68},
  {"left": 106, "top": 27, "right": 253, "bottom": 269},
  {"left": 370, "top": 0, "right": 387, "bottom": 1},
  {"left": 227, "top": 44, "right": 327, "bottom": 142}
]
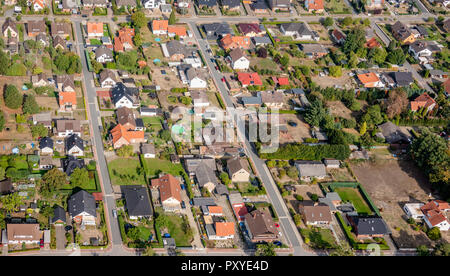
[
  {"left": 184, "top": 158, "right": 216, "bottom": 176},
  {"left": 191, "top": 91, "right": 210, "bottom": 108},
  {"left": 208, "top": 206, "right": 224, "bottom": 216},
  {"left": 160, "top": 3, "right": 172, "bottom": 12},
  {"left": 219, "top": 34, "right": 251, "bottom": 50},
  {"left": 111, "top": 83, "right": 140, "bottom": 108},
  {"left": 323, "top": 159, "right": 340, "bottom": 168},
  {"left": 197, "top": 0, "right": 218, "bottom": 8},
  {"left": 420, "top": 200, "right": 450, "bottom": 231},
  {"left": 259, "top": 90, "right": 284, "bottom": 108},
  {"left": 6, "top": 224, "right": 41, "bottom": 245},
  {"left": 167, "top": 25, "right": 187, "bottom": 38},
  {"left": 280, "top": 23, "right": 319, "bottom": 41},
  {"left": 443, "top": 18, "right": 450, "bottom": 33},
  {"left": 27, "top": 20, "right": 46, "bottom": 37},
  {"left": 227, "top": 157, "right": 250, "bottom": 182},
  {"left": 31, "top": 73, "right": 50, "bottom": 87},
  {"left": 56, "top": 74, "right": 75, "bottom": 92},
  {"left": 429, "top": 69, "right": 448, "bottom": 79},
  {"left": 143, "top": 0, "right": 166, "bottom": 9},
  {"left": 376, "top": 121, "right": 411, "bottom": 144},
  {"left": 116, "top": 106, "right": 139, "bottom": 130},
  {"left": 393, "top": 71, "right": 414, "bottom": 87},
  {"left": 65, "top": 134, "right": 84, "bottom": 157},
  {"left": 318, "top": 192, "right": 342, "bottom": 212},
  {"left": 391, "top": 21, "right": 415, "bottom": 44},
  {"left": 82, "top": 0, "right": 108, "bottom": 8},
  {"left": 251, "top": 0, "right": 269, "bottom": 13},
  {"left": 227, "top": 48, "right": 250, "bottom": 70},
  {"left": 409, "top": 40, "right": 441, "bottom": 59},
  {"left": 410, "top": 92, "right": 436, "bottom": 113},
  {"left": 181, "top": 65, "right": 208, "bottom": 89},
  {"left": 305, "top": 0, "right": 324, "bottom": 12},
  {"left": 95, "top": 46, "right": 114, "bottom": 63},
  {"left": 39, "top": 137, "right": 54, "bottom": 155},
  {"left": 195, "top": 162, "right": 218, "bottom": 194},
  {"left": 55, "top": 119, "right": 81, "bottom": 137},
  {"left": 110, "top": 124, "right": 145, "bottom": 149},
  {"left": 32, "top": 0, "right": 47, "bottom": 10},
  {"left": 36, "top": 33, "right": 49, "bottom": 47},
  {"left": 50, "top": 22, "right": 71, "bottom": 38},
  {"left": 5, "top": 36, "right": 18, "bottom": 54},
  {"left": 252, "top": 36, "right": 272, "bottom": 46},
  {"left": 207, "top": 222, "right": 235, "bottom": 240},
  {"left": 347, "top": 215, "right": 390, "bottom": 240},
  {"left": 151, "top": 174, "right": 182, "bottom": 212},
  {"left": 52, "top": 205, "right": 67, "bottom": 224},
  {"left": 219, "top": 0, "right": 239, "bottom": 10},
  {"left": 2, "top": 18, "right": 18, "bottom": 38},
  {"left": 295, "top": 160, "right": 326, "bottom": 181},
  {"left": 33, "top": 112, "right": 52, "bottom": 129},
  {"left": 141, "top": 143, "right": 156, "bottom": 158},
  {"left": 116, "top": 0, "right": 137, "bottom": 7},
  {"left": 202, "top": 23, "right": 232, "bottom": 39},
  {"left": 299, "top": 201, "right": 332, "bottom": 226},
  {"left": 151, "top": 20, "right": 169, "bottom": 35},
  {"left": 68, "top": 190, "right": 97, "bottom": 226},
  {"left": 237, "top": 23, "right": 264, "bottom": 37},
  {"left": 331, "top": 29, "right": 346, "bottom": 44},
  {"left": 357, "top": 72, "right": 384, "bottom": 88},
  {"left": 140, "top": 106, "right": 162, "bottom": 117},
  {"left": 444, "top": 78, "right": 450, "bottom": 97},
  {"left": 114, "top": 27, "right": 134, "bottom": 52},
  {"left": 267, "top": 0, "right": 290, "bottom": 11},
  {"left": 364, "top": 37, "right": 381, "bottom": 49},
  {"left": 0, "top": 179, "right": 13, "bottom": 195},
  {"left": 59, "top": 91, "right": 77, "bottom": 112},
  {"left": 39, "top": 155, "right": 59, "bottom": 170},
  {"left": 53, "top": 35, "right": 67, "bottom": 50},
  {"left": 228, "top": 192, "right": 248, "bottom": 221},
  {"left": 62, "top": 156, "right": 85, "bottom": 176},
  {"left": 300, "top": 44, "right": 328, "bottom": 59},
  {"left": 162, "top": 40, "right": 189, "bottom": 61},
  {"left": 60, "top": 0, "right": 79, "bottom": 13},
  {"left": 121, "top": 185, "right": 153, "bottom": 220},
  {"left": 244, "top": 210, "right": 279, "bottom": 242},
  {"left": 192, "top": 197, "right": 216, "bottom": 207},
  {"left": 237, "top": 72, "right": 262, "bottom": 87},
  {"left": 99, "top": 69, "right": 118, "bottom": 89},
  {"left": 403, "top": 203, "right": 425, "bottom": 220}
]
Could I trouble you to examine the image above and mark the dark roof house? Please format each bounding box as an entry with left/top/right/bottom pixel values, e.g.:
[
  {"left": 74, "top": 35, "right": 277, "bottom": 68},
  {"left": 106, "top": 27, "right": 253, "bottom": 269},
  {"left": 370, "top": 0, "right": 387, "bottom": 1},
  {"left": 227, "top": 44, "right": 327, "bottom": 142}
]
[
  {"left": 121, "top": 185, "right": 153, "bottom": 218},
  {"left": 68, "top": 190, "right": 97, "bottom": 218}
]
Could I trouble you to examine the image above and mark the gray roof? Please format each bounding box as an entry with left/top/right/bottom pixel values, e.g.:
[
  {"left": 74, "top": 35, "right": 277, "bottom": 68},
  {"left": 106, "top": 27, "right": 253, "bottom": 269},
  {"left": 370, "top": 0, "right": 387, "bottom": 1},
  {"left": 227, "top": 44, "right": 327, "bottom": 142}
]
[
  {"left": 141, "top": 143, "right": 155, "bottom": 155},
  {"left": 39, "top": 137, "right": 54, "bottom": 150},
  {"left": 63, "top": 156, "right": 85, "bottom": 176},
  {"left": 95, "top": 45, "right": 113, "bottom": 59},
  {"left": 377, "top": 122, "right": 411, "bottom": 144},
  {"left": 215, "top": 183, "right": 229, "bottom": 195},
  {"left": 111, "top": 82, "right": 139, "bottom": 105},
  {"left": 121, "top": 185, "right": 153, "bottom": 217},
  {"left": 300, "top": 43, "right": 327, "bottom": 54},
  {"left": 281, "top": 22, "right": 314, "bottom": 36},
  {"left": 99, "top": 69, "right": 117, "bottom": 84},
  {"left": 68, "top": 190, "right": 97, "bottom": 218},
  {"left": 228, "top": 192, "right": 244, "bottom": 205},
  {"left": 227, "top": 157, "right": 249, "bottom": 176},
  {"left": 295, "top": 161, "right": 326, "bottom": 178},
  {"left": 393, "top": 72, "right": 414, "bottom": 86},
  {"left": 184, "top": 158, "right": 216, "bottom": 174},
  {"left": 195, "top": 162, "right": 218, "bottom": 188},
  {"left": 192, "top": 197, "right": 216, "bottom": 206},
  {"left": 65, "top": 134, "right": 84, "bottom": 152},
  {"left": 56, "top": 119, "right": 81, "bottom": 133},
  {"left": 202, "top": 23, "right": 231, "bottom": 37},
  {"left": 252, "top": 36, "right": 272, "bottom": 45},
  {"left": 166, "top": 40, "right": 188, "bottom": 58},
  {"left": 391, "top": 21, "right": 412, "bottom": 41},
  {"left": 2, "top": 18, "right": 17, "bottom": 34},
  {"left": 52, "top": 205, "right": 66, "bottom": 224},
  {"left": 205, "top": 223, "right": 216, "bottom": 237},
  {"left": 241, "top": 95, "right": 262, "bottom": 105},
  {"left": 323, "top": 159, "right": 340, "bottom": 166},
  {"left": 116, "top": 0, "right": 137, "bottom": 6},
  {"left": 349, "top": 216, "right": 391, "bottom": 236}
]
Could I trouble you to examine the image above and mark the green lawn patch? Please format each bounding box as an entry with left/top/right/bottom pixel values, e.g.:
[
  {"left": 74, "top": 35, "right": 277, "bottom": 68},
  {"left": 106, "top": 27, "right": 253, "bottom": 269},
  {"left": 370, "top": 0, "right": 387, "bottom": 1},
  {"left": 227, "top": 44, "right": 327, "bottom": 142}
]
[
  {"left": 137, "top": 226, "right": 152, "bottom": 241},
  {"left": 335, "top": 187, "right": 373, "bottom": 215},
  {"left": 141, "top": 156, "right": 185, "bottom": 178},
  {"left": 61, "top": 170, "right": 98, "bottom": 191},
  {"left": 300, "top": 227, "right": 338, "bottom": 249},
  {"left": 158, "top": 213, "right": 193, "bottom": 247},
  {"left": 90, "top": 39, "right": 102, "bottom": 45},
  {"left": 108, "top": 158, "right": 147, "bottom": 186}
]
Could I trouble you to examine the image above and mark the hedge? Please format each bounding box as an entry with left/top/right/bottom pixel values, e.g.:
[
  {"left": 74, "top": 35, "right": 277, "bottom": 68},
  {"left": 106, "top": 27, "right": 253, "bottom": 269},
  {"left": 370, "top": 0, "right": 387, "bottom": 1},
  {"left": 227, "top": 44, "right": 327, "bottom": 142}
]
[{"left": 259, "top": 143, "right": 350, "bottom": 161}]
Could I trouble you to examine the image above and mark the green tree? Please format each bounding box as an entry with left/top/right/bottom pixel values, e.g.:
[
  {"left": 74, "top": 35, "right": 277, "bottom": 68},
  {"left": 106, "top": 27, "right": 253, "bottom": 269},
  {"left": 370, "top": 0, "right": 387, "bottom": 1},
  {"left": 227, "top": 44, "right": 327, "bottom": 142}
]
[
  {"left": 387, "top": 48, "right": 406, "bottom": 65},
  {"left": 133, "top": 33, "right": 142, "bottom": 47},
  {"left": 416, "top": 245, "right": 430, "bottom": 256},
  {"left": 70, "top": 168, "right": 89, "bottom": 188},
  {"left": 342, "top": 27, "right": 366, "bottom": 55},
  {"left": 323, "top": 17, "right": 334, "bottom": 27},
  {"left": 329, "top": 66, "right": 342, "bottom": 77},
  {"left": 341, "top": 17, "right": 353, "bottom": 26},
  {"left": 0, "top": 193, "right": 25, "bottom": 213},
  {"left": 4, "top": 85, "right": 23, "bottom": 109},
  {"left": 0, "top": 51, "right": 9, "bottom": 75},
  {"left": 40, "top": 168, "right": 67, "bottom": 196},
  {"left": 432, "top": 243, "right": 450, "bottom": 256},
  {"left": 359, "top": 121, "right": 367, "bottom": 135},
  {"left": 330, "top": 241, "right": 355, "bottom": 256},
  {"left": 30, "top": 124, "right": 48, "bottom": 138},
  {"left": 23, "top": 95, "right": 40, "bottom": 114},
  {"left": 159, "top": 129, "right": 172, "bottom": 141},
  {"left": 255, "top": 243, "right": 276, "bottom": 256},
  {"left": 116, "top": 145, "right": 134, "bottom": 157},
  {"left": 362, "top": 105, "right": 383, "bottom": 126},
  {"left": 368, "top": 47, "right": 387, "bottom": 65},
  {"left": 427, "top": 227, "right": 441, "bottom": 241},
  {"left": 131, "top": 11, "right": 147, "bottom": 28},
  {"left": 0, "top": 111, "right": 5, "bottom": 132},
  {"left": 0, "top": 167, "right": 5, "bottom": 181},
  {"left": 169, "top": 9, "right": 176, "bottom": 25},
  {"left": 220, "top": 172, "right": 231, "bottom": 185},
  {"left": 304, "top": 99, "right": 327, "bottom": 127}
]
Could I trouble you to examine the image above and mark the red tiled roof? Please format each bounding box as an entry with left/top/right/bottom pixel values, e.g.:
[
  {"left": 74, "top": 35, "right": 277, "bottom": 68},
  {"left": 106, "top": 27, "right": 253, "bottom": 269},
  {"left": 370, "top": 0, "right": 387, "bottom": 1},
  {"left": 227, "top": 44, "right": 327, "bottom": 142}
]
[
  {"left": 232, "top": 204, "right": 248, "bottom": 221},
  {"left": 59, "top": 91, "right": 77, "bottom": 106},
  {"left": 307, "top": 0, "right": 324, "bottom": 10},
  {"left": 420, "top": 200, "right": 450, "bottom": 227},
  {"left": 277, "top": 77, "right": 289, "bottom": 86},
  {"left": 365, "top": 37, "right": 381, "bottom": 49},
  {"left": 92, "top": 192, "right": 103, "bottom": 201},
  {"left": 87, "top": 22, "right": 103, "bottom": 35},
  {"left": 238, "top": 72, "right": 262, "bottom": 86},
  {"left": 357, "top": 72, "right": 380, "bottom": 87},
  {"left": 237, "top": 23, "right": 262, "bottom": 36},
  {"left": 151, "top": 174, "right": 181, "bottom": 203},
  {"left": 215, "top": 222, "right": 235, "bottom": 237},
  {"left": 410, "top": 93, "right": 436, "bottom": 111},
  {"left": 110, "top": 124, "right": 144, "bottom": 145},
  {"left": 152, "top": 20, "right": 168, "bottom": 32},
  {"left": 168, "top": 25, "right": 187, "bottom": 37}
]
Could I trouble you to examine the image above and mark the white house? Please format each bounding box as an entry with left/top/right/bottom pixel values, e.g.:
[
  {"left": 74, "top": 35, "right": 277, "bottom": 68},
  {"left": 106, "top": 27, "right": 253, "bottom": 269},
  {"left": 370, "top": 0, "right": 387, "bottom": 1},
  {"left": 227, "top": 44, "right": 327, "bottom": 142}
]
[
  {"left": 185, "top": 67, "right": 208, "bottom": 89},
  {"left": 227, "top": 48, "right": 250, "bottom": 70},
  {"left": 32, "top": 0, "right": 46, "bottom": 12},
  {"left": 39, "top": 137, "right": 54, "bottom": 155},
  {"left": 99, "top": 69, "right": 117, "bottom": 89},
  {"left": 403, "top": 203, "right": 425, "bottom": 220},
  {"left": 112, "top": 83, "right": 140, "bottom": 109},
  {"left": 142, "top": 0, "right": 165, "bottom": 9},
  {"left": 191, "top": 91, "right": 209, "bottom": 108},
  {"left": 141, "top": 143, "right": 156, "bottom": 158},
  {"left": 66, "top": 134, "right": 84, "bottom": 157},
  {"left": 95, "top": 46, "right": 114, "bottom": 63}
]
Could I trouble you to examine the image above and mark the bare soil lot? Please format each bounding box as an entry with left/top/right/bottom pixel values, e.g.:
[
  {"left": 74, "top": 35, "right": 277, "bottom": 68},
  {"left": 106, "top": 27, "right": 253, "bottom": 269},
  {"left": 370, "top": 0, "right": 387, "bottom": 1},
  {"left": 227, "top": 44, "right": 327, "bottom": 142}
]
[
  {"left": 279, "top": 114, "right": 312, "bottom": 143},
  {"left": 311, "top": 72, "right": 354, "bottom": 89},
  {"left": 326, "top": 101, "right": 353, "bottom": 119},
  {"left": 350, "top": 159, "right": 449, "bottom": 248}
]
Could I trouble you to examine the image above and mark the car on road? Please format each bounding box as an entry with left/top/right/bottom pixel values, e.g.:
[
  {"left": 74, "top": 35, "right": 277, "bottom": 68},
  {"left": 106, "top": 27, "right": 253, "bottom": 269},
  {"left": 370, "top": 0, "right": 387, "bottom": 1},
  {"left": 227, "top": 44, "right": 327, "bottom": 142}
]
[
  {"left": 221, "top": 77, "right": 225, "bottom": 82},
  {"left": 112, "top": 209, "right": 117, "bottom": 218},
  {"left": 210, "top": 58, "right": 215, "bottom": 63},
  {"left": 273, "top": 241, "right": 282, "bottom": 246},
  {"left": 64, "top": 225, "right": 72, "bottom": 231},
  {"left": 40, "top": 239, "right": 44, "bottom": 248},
  {"left": 82, "top": 14, "right": 88, "bottom": 17},
  {"left": 181, "top": 201, "right": 186, "bottom": 209}
]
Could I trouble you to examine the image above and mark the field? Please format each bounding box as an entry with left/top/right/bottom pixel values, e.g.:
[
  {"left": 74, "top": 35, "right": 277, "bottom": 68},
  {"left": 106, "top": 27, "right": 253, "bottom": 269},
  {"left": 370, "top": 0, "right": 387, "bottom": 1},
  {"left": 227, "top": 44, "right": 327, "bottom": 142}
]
[
  {"left": 350, "top": 159, "right": 449, "bottom": 248},
  {"left": 107, "top": 158, "right": 147, "bottom": 186},
  {"left": 334, "top": 187, "right": 373, "bottom": 215}
]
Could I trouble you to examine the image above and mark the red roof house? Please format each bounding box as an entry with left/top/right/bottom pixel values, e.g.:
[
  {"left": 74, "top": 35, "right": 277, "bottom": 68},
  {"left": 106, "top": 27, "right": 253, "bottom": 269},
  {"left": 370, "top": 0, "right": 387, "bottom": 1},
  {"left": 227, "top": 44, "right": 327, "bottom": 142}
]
[{"left": 237, "top": 72, "right": 262, "bottom": 87}]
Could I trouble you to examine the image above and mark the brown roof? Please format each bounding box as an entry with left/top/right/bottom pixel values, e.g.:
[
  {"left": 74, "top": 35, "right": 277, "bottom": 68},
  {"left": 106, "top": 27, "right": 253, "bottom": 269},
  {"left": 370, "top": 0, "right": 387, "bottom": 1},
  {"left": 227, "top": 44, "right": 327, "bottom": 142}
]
[
  {"left": 151, "top": 174, "right": 181, "bottom": 203},
  {"left": 228, "top": 48, "right": 247, "bottom": 62},
  {"left": 244, "top": 210, "right": 278, "bottom": 239},
  {"left": 56, "top": 119, "right": 81, "bottom": 132},
  {"left": 7, "top": 224, "right": 41, "bottom": 242},
  {"left": 260, "top": 90, "right": 283, "bottom": 104},
  {"left": 27, "top": 20, "right": 46, "bottom": 34},
  {"left": 299, "top": 203, "right": 332, "bottom": 223},
  {"left": 51, "top": 22, "right": 71, "bottom": 37},
  {"left": 116, "top": 106, "right": 136, "bottom": 129},
  {"left": 99, "top": 69, "right": 118, "bottom": 84},
  {"left": 227, "top": 157, "right": 249, "bottom": 176}
]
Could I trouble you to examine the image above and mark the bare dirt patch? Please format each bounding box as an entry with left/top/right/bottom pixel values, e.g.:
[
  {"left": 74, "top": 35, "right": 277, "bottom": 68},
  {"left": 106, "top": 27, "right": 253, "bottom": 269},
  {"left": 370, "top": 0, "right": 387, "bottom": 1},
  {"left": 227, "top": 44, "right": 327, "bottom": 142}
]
[
  {"left": 326, "top": 101, "right": 353, "bottom": 119},
  {"left": 350, "top": 159, "right": 449, "bottom": 248}
]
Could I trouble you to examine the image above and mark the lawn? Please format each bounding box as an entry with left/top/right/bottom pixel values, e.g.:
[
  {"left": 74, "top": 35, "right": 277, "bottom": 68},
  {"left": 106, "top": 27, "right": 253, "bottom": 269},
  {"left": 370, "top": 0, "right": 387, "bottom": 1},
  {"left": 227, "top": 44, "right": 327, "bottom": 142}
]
[
  {"left": 335, "top": 187, "right": 373, "bottom": 215},
  {"left": 325, "top": 0, "right": 351, "bottom": 14},
  {"left": 137, "top": 226, "right": 152, "bottom": 242},
  {"left": 90, "top": 39, "right": 102, "bottom": 45},
  {"left": 158, "top": 213, "right": 193, "bottom": 247},
  {"left": 108, "top": 158, "right": 147, "bottom": 186},
  {"left": 253, "top": 58, "right": 279, "bottom": 71},
  {"left": 142, "top": 157, "right": 185, "bottom": 178},
  {"left": 300, "top": 227, "right": 338, "bottom": 249},
  {"left": 61, "top": 170, "right": 98, "bottom": 191}
]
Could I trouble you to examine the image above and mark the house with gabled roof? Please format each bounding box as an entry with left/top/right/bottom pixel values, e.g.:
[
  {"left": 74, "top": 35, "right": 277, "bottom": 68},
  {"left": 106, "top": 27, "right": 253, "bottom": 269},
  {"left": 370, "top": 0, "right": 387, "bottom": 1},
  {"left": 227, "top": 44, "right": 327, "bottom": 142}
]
[
  {"left": 110, "top": 124, "right": 145, "bottom": 149},
  {"left": 227, "top": 48, "right": 250, "bottom": 70},
  {"left": 116, "top": 0, "right": 137, "bottom": 7},
  {"left": 237, "top": 23, "right": 265, "bottom": 37},
  {"left": 68, "top": 190, "right": 97, "bottom": 226},
  {"left": 267, "top": 0, "right": 290, "bottom": 11},
  {"left": 357, "top": 72, "right": 384, "bottom": 88},
  {"left": 114, "top": 27, "right": 134, "bottom": 52},
  {"left": 56, "top": 74, "right": 75, "bottom": 92},
  {"left": 39, "top": 137, "right": 54, "bottom": 155},
  {"left": 152, "top": 19, "right": 169, "bottom": 35},
  {"left": 391, "top": 21, "right": 415, "bottom": 44},
  {"left": 50, "top": 22, "right": 71, "bottom": 38},
  {"left": 31, "top": 73, "right": 50, "bottom": 87},
  {"left": 63, "top": 155, "right": 85, "bottom": 176},
  {"left": 295, "top": 160, "right": 326, "bottom": 181},
  {"left": 99, "top": 69, "right": 118, "bottom": 88},
  {"left": 410, "top": 92, "right": 436, "bottom": 112},
  {"left": 7, "top": 224, "right": 41, "bottom": 245},
  {"left": 95, "top": 46, "right": 114, "bottom": 63},
  {"left": 207, "top": 222, "right": 235, "bottom": 240},
  {"left": 53, "top": 35, "right": 67, "bottom": 50},
  {"left": 219, "top": 34, "right": 251, "bottom": 50},
  {"left": 305, "top": 0, "right": 324, "bottom": 12},
  {"left": 299, "top": 201, "right": 332, "bottom": 225},
  {"left": 228, "top": 192, "right": 248, "bottom": 221},
  {"left": 151, "top": 174, "right": 182, "bottom": 212},
  {"left": 121, "top": 185, "right": 153, "bottom": 220},
  {"left": 280, "top": 22, "right": 319, "bottom": 41},
  {"left": 83, "top": 0, "right": 108, "bottom": 8},
  {"left": 2, "top": 18, "right": 18, "bottom": 38},
  {"left": 346, "top": 215, "right": 391, "bottom": 240},
  {"left": 32, "top": 0, "right": 47, "bottom": 11},
  {"left": 238, "top": 72, "right": 262, "bottom": 87},
  {"left": 195, "top": 162, "right": 218, "bottom": 194},
  {"left": 420, "top": 200, "right": 450, "bottom": 231},
  {"left": 331, "top": 29, "right": 346, "bottom": 44},
  {"left": 55, "top": 119, "right": 81, "bottom": 137},
  {"left": 59, "top": 90, "right": 77, "bottom": 112},
  {"left": 111, "top": 82, "right": 140, "bottom": 108},
  {"left": 168, "top": 25, "right": 187, "bottom": 38},
  {"left": 27, "top": 20, "right": 46, "bottom": 37},
  {"left": 65, "top": 134, "right": 84, "bottom": 157},
  {"left": 52, "top": 205, "right": 67, "bottom": 225},
  {"left": 244, "top": 210, "right": 279, "bottom": 242},
  {"left": 227, "top": 157, "right": 250, "bottom": 182}
]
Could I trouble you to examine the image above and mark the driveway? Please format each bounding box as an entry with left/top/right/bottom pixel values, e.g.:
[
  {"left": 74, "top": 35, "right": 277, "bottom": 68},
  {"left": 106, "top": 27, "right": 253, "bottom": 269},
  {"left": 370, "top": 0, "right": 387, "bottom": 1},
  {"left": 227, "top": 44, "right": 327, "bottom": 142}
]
[
  {"left": 180, "top": 189, "right": 203, "bottom": 249},
  {"left": 55, "top": 225, "right": 66, "bottom": 250}
]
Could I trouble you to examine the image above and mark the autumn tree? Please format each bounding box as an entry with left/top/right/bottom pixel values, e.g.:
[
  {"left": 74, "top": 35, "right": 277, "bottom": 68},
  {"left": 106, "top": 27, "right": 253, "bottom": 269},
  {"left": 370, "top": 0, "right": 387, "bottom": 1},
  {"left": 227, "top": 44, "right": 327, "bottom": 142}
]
[{"left": 385, "top": 89, "right": 409, "bottom": 118}]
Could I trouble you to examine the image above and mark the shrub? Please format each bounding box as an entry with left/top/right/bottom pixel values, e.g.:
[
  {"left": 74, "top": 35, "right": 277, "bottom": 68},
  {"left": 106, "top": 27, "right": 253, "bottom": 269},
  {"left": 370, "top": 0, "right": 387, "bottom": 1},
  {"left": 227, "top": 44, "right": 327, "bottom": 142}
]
[{"left": 4, "top": 85, "right": 23, "bottom": 109}]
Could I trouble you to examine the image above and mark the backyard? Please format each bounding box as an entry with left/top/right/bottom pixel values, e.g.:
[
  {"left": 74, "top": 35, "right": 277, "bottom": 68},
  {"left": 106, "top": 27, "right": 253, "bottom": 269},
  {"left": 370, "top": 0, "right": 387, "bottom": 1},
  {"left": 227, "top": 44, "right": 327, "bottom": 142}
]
[
  {"left": 156, "top": 211, "right": 193, "bottom": 247},
  {"left": 142, "top": 157, "right": 186, "bottom": 178},
  {"left": 107, "top": 157, "right": 147, "bottom": 186},
  {"left": 300, "top": 227, "right": 338, "bottom": 249},
  {"left": 334, "top": 187, "right": 373, "bottom": 215}
]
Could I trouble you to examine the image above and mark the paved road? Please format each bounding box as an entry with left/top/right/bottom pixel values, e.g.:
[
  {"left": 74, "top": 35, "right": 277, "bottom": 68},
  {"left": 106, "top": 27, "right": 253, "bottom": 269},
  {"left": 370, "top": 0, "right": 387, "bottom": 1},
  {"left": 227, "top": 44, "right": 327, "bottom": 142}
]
[
  {"left": 73, "top": 20, "right": 123, "bottom": 247},
  {"left": 188, "top": 22, "right": 311, "bottom": 256}
]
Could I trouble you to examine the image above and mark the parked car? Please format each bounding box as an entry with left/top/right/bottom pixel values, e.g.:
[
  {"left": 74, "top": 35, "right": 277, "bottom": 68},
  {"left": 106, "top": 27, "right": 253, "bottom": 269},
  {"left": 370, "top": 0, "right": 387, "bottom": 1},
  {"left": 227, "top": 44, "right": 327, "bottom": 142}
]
[
  {"left": 288, "top": 121, "right": 297, "bottom": 127},
  {"left": 112, "top": 209, "right": 117, "bottom": 218},
  {"left": 181, "top": 201, "right": 186, "bottom": 209},
  {"left": 221, "top": 77, "right": 225, "bottom": 82},
  {"left": 273, "top": 241, "right": 282, "bottom": 246},
  {"left": 39, "top": 239, "right": 44, "bottom": 248}
]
